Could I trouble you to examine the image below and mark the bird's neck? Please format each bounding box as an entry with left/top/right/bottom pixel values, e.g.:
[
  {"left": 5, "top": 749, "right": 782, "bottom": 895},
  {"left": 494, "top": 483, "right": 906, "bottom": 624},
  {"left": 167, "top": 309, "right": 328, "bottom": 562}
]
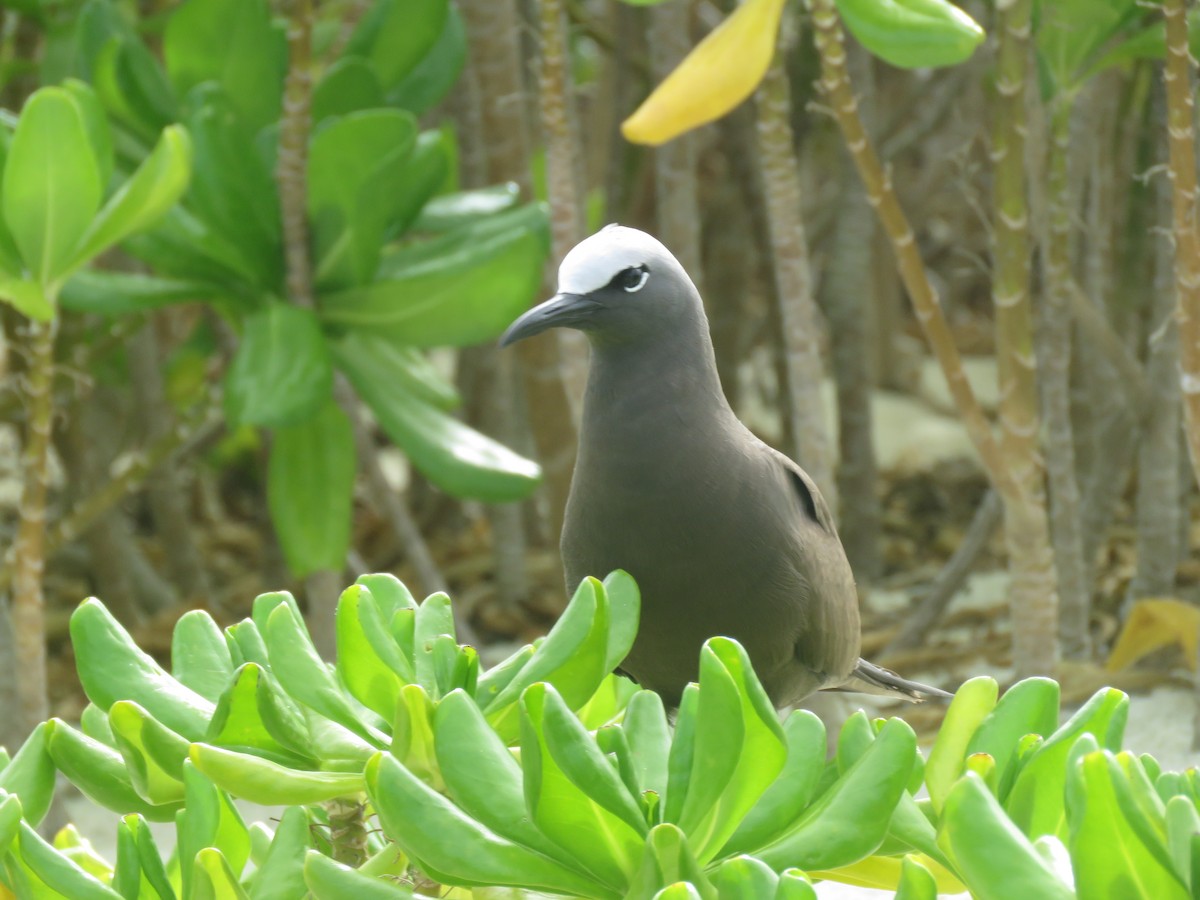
[{"left": 581, "top": 327, "right": 734, "bottom": 438}]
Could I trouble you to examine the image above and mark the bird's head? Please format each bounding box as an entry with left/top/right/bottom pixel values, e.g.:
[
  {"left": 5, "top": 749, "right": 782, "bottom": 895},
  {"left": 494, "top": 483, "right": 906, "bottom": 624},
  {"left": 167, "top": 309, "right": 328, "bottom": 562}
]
[{"left": 500, "top": 225, "right": 701, "bottom": 348}]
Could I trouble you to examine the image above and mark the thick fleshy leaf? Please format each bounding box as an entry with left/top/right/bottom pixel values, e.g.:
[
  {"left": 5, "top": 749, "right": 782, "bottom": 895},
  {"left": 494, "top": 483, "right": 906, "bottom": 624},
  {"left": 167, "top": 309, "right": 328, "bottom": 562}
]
[
  {"left": 69, "top": 125, "right": 192, "bottom": 272},
  {"left": 1006, "top": 687, "right": 1129, "bottom": 840},
  {"left": 226, "top": 303, "right": 332, "bottom": 428},
  {"left": 205, "top": 662, "right": 317, "bottom": 766},
  {"left": 755, "top": 719, "right": 917, "bottom": 871},
  {"left": 337, "top": 340, "right": 540, "bottom": 502},
  {"left": 308, "top": 110, "right": 418, "bottom": 289},
  {"left": 625, "top": 823, "right": 714, "bottom": 900},
  {"left": 304, "top": 850, "right": 426, "bottom": 899},
  {"left": 940, "top": 772, "right": 1075, "bottom": 900},
  {"left": 164, "top": 0, "right": 285, "bottom": 130},
  {"left": 365, "top": 752, "right": 607, "bottom": 897},
  {"left": 189, "top": 743, "right": 364, "bottom": 805},
  {"left": 70, "top": 598, "right": 214, "bottom": 740},
  {"left": 176, "top": 761, "right": 250, "bottom": 897},
  {"left": 967, "top": 677, "right": 1060, "bottom": 800},
  {"left": 267, "top": 399, "right": 355, "bottom": 577},
  {"left": 14, "top": 822, "right": 122, "bottom": 900},
  {"left": 712, "top": 855, "right": 779, "bottom": 899},
  {"left": 1066, "top": 749, "right": 1188, "bottom": 899},
  {"left": 3, "top": 87, "right": 102, "bottom": 286},
  {"left": 343, "top": 0, "right": 448, "bottom": 89},
  {"left": 336, "top": 584, "right": 409, "bottom": 717},
  {"left": 925, "top": 676, "right": 998, "bottom": 813},
  {"left": 834, "top": 0, "right": 985, "bottom": 71},
  {"left": 0, "top": 723, "right": 55, "bottom": 827},
  {"left": 108, "top": 700, "right": 190, "bottom": 805},
  {"left": 172, "top": 609, "right": 236, "bottom": 703},
  {"left": 321, "top": 203, "right": 549, "bottom": 347},
  {"left": 192, "top": 848, "right": 251, "bottom": 900},
  {"left": 621, "top": 0, "right": 787, "bottom": 145}
]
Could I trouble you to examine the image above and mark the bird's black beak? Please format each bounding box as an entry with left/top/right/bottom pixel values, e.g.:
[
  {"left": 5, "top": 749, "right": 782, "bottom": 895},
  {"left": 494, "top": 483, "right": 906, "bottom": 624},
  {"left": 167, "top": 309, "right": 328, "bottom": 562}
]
[{"left": 500, "top": 292, "right": 594, "bottom": 347}]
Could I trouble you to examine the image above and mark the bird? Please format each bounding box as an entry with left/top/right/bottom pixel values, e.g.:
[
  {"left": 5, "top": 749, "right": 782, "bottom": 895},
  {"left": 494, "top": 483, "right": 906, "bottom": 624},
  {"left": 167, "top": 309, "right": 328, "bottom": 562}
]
[{"left": 501, "top": 225, "right": 950, "bottom": 708}]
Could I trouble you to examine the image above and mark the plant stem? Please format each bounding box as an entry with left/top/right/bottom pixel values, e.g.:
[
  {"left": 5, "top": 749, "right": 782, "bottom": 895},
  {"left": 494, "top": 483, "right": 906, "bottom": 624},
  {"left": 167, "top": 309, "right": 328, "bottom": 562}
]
[
  {"left": 809, "top": 0, "right": 1058, "bottom": 675},
  {"left": 755, "top": 44, "right": 836, "bottom": 507},
  {"left": 11, "top": 318, "right": 56, "bottom": 737},
  {"left": 324, "top": 797, "right": 369, "bottom": 868},
  {"left": 1039, "top": 98, "right": 1089, "bottom": 659},
  {"left": 1162, "top": 0, "right": 1200, "bottom": 488}
]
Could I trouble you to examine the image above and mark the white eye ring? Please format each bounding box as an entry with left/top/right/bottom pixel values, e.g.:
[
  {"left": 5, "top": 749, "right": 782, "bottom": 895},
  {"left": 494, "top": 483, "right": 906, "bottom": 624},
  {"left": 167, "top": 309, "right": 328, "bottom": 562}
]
[{"left": 622, "top": 266, "right": 650, "bottom": 293}]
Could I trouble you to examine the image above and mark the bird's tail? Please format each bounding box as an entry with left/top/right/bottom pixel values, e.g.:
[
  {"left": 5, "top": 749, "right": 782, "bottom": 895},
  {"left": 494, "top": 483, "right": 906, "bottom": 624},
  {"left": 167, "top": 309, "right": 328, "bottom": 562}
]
[{"left": 830, "top": 658, "right": 953, "bottom": 702}]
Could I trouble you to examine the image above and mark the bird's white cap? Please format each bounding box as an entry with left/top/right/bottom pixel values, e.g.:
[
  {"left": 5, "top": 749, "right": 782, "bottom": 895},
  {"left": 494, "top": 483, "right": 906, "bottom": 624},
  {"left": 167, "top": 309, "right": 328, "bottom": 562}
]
[{"left": 557, "top": 224, "right": 675, "bottom": 295}]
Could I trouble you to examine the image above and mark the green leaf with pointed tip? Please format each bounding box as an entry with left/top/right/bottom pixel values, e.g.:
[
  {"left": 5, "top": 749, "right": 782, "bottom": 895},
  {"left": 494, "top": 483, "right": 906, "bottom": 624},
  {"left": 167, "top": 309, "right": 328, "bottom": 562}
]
[
  {"left": 268, "top": 399, "right": 354, "bottom": 578},
  {"left": 721, "top": 710, "right": 826, "bottom": 856},
  {"left": 3, "top": 87, "right": 101, "bottom": 287},
  {"left": 677, "top": 638, "right": 787, "bottom": 863},
  {"left": 15, "top": 821, "right": 122, "bottom": 900},
  {"left": 337, "top": 584, "right": 408, "bottom": 717},
  {"left": 344, "top": 0, "right": 447, "bottom": 88},
  {"left": 226, "top": 303, "right": 332, "bottom": 428},
  {"left": 312, "top": 57, "right": 385, "bottom": 123},
  {"left": 172, "top": 609, "right": 235, "bottom": 703},
  {"left": 967, "top": 676, "right": 1059, "bottom": 801},
  {"left": 390, "top": 5, "right": 466, "bottom": 115},
  {"left": 68, "top": 125, "right": 191, "bottom": 273},
  {"left": 330, "top": 330, "right": 460, "bottom": 411},
  {"left": 164, "top": 0, "right": 284, "bottom": 130},
  {"left": 755, "top": 718, "right": 916, "bottom": 871},
  {"left": 626, "top": 823, "right": 715, "bottom": 900},
  {"left": 0, "top": 722, "right": 54, "bottom": 826},
  {"left": 70, "top": 598, "right": 214, "bottom": 740},
  {"left": 940, "top": 772, "right": 1074, "bottom": 900},
  {"left": 264, "top": 602, "right": 390, "bottom": 746},
  {"left": 321, "top": 203, "right": 549, "bottom": 347},
  {"left": 1006, "top": 686, "right": 1129, "bottom": 840},
  {"left": 1066, "top": 749, "right": 1188, "bottom": 899},
  {"left": 365, "top": 752, "right": 607, "bottom": 896},
  {"left": 109, "top": 700, "right": 190, "bottom": 805},
  {"left": 926, "top": 676, "right": 998, "bottom": 813},
  {"left": 190, "top": 742, "right": 363, "bottom": 806},
  {"left": 337, "top": 344, "right": 540, "bottom": 502},
  {"left": 191, "top": 848, "right": 250, "bottom": 900}
]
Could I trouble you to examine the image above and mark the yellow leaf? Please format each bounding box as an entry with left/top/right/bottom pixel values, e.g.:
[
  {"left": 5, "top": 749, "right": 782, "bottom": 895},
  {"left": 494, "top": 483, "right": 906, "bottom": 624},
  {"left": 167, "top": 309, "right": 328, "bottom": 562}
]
[
  {"left": 620, "top": 0, "right": 787, "bottom": 146},
  {"left": 1106, "top": 598, "right": 1200, "bottom": 673},
  {"left": 810, "top": 853, "right": 966, "bottom": 894}
]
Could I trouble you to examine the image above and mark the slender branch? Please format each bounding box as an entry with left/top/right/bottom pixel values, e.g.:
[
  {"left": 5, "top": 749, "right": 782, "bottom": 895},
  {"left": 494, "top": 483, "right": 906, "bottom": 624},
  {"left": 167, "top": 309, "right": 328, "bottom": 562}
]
[
  {"left": 1162, "top": 0, "right": 1200, "bottom": 487},
  {"left": 807, "top": 0, "right": 1018, "bottom": 503},
  {"left": 1068, "top": 279, "right": 1153, "bottom": 413},
  {"left": 755, "top": 42, "right": 837, "bottom": 507},
  {"left": 1039, "top": 99, "right": 1089, "bottom": 659},
  {"left": 884, "top": 490, "right": 1002, "bottom": 655},
  {"left": 10, "top": 318, "right": 57, "bottom": 737}
]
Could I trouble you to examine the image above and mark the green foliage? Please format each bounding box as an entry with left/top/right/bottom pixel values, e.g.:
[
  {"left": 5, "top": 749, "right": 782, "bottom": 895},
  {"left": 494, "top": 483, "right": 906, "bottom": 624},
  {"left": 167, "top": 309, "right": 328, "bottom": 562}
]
[
  {"left": 833, "top": 0, "right": 984, "bottom": 70},
  {"left": 36, "top": 0, "right": 547, "bottom": 578},
  {"left": 2, "top": 571, "right": 1198, "bottom": 898}
]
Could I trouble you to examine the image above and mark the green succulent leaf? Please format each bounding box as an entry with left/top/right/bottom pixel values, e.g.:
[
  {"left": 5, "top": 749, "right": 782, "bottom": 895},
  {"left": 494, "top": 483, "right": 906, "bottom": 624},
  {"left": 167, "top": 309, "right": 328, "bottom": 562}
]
[
  {"left": 108, "top": 700, "right": 191, "bottom": 805},
  {"left": 3, "top": 86, "right": 102, "bottom": 290},
  {"left": 189, "top": 743, "right": 364, "bottom": 805},
  {"left": 304, "top": 849, "right": 426, "bottom": 898},
  {"left": 0, "top": 723, "right": 54, "bottom": 827},
  {"left": 967, "top": 676, "right": 1060, "bottom": 801},
  {"left": 14, "top": 821, "right": 122, "bottom": 900},
  {"left": 925, "top": 675, "right": 998, "bottom": 813}
]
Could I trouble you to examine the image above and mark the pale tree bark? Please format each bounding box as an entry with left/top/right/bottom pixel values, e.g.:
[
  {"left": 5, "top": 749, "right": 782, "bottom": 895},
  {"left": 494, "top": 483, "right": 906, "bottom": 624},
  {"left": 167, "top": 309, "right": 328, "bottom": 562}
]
[
  {"left": 810, "top": 0, "right": 1058, "bottom": 676},
  {"left": 10, "top": 318, "right": 56, "bottom": 739},
  {"left": 461, "top": 0, "right": 579, "bottom": 546},
  {"left": 1038, "top": 99, "right": 1089, "bottom": 659},
  {"left": 755, "top": 42, "right": 837, "bottom": 508},
  {"left": 1131, "top": 169, "right": 1182, "bottom": 601}
]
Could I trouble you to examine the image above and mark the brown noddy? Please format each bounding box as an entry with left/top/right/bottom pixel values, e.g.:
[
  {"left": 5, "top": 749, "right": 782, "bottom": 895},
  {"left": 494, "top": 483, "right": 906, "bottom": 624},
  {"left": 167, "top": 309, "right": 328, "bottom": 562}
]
[{"left": 501, "top": 225, "right": 950, "bottom": 707}]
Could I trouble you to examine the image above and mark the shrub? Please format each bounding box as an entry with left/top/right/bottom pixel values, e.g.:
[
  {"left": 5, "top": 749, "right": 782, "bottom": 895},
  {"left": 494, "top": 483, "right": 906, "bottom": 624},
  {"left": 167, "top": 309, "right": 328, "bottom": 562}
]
[{"left": 0, "top": 573, "right": 1195, "bottom": 898}]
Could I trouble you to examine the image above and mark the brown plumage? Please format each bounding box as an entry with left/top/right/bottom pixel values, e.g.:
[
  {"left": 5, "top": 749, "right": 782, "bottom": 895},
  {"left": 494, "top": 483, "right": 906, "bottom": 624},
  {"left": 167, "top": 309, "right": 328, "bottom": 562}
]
[{"left": 502, "top": 225, "right": 949, "bottom": 707}]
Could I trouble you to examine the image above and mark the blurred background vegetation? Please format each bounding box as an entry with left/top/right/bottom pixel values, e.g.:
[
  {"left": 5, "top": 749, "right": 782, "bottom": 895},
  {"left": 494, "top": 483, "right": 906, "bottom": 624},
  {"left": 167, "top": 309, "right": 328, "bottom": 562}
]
[{"left": 0, "top": 0, "right": 1198, "bottom": 758}]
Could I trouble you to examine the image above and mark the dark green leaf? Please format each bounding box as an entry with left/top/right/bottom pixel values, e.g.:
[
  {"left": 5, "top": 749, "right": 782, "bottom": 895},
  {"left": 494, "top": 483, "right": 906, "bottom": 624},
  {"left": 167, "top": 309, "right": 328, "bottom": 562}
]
[
  {"left": 344, "top": 0, "right": 448, "bottom": 89},
  {"left": 312, "top": 57, "right": 386, "bottom": 123},
  {"left": 389, "top": 5, "right": 466, "bottom": 115},
  {"left": 267, "top": 399, "right": 355, "bottom": 577},
  {"left": 226, "top": 303, "right": 332, "bottom": 428}
]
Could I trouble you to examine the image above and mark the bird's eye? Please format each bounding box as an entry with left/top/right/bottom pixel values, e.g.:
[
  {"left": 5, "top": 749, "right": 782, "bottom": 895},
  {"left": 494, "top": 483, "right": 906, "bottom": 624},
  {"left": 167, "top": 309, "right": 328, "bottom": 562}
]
[{"left": 614, "top": 264, "right": 649, "bottom": 293}]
